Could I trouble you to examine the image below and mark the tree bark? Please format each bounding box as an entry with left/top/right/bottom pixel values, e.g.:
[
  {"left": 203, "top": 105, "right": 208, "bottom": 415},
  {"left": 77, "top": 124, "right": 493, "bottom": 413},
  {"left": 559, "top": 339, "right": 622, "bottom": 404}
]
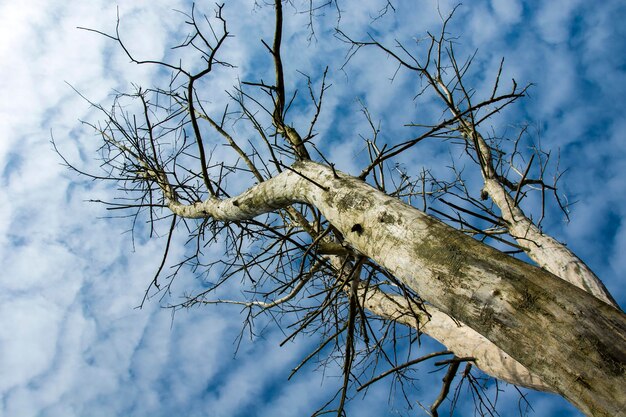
[
  {"left": 355, "top": 282, "right": 552, "bottom": 392},
  {"left": 168, "top": 160, "right": 626, "bottom": 417},
  {"left": 483, "top": 178, "right": 619, "bottom": 307},
  {"left": 460, "top": 122, "right": 619, "bottom": 308},
  {"left": 324, "top": 254, "right": 552, "bottom": 391}
]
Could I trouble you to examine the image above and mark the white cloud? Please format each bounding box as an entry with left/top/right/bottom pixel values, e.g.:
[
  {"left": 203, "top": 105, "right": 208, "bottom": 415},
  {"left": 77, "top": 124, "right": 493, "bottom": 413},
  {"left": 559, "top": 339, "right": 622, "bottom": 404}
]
[
  {"left": 534, "top": 0, "right": 582, "bottom": 44},
  {"left": 0, "top": 1, "right": 623, "bottom": 417},
  {"left": 491, "top": 0, "right": 523, "bottom": 24}
]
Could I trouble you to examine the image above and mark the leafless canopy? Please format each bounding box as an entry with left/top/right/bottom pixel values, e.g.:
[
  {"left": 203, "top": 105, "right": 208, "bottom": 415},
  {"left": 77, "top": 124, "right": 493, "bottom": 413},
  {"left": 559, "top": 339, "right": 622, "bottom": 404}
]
[{"left": 57, "top": 2, "right": 623, "bottom": 416}]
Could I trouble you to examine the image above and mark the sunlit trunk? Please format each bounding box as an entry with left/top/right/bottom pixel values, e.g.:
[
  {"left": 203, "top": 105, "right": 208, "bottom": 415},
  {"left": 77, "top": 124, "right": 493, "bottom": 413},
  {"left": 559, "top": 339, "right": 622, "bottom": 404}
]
[{"left": 168, "top": 160, "right": 626, "bottom": 417}]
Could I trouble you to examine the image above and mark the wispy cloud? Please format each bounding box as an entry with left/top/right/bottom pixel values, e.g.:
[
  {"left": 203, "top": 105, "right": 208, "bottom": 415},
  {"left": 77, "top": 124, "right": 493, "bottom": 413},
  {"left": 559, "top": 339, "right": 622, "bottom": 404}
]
[{"left": 0, "top": 1, "right": 623, "bottom": 416}]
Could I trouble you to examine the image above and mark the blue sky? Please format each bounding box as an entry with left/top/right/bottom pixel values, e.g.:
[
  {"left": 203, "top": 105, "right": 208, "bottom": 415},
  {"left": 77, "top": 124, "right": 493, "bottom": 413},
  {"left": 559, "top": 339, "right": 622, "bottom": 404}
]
[{"left": 0, "top": 1, "right": 624, "bottom": 416}]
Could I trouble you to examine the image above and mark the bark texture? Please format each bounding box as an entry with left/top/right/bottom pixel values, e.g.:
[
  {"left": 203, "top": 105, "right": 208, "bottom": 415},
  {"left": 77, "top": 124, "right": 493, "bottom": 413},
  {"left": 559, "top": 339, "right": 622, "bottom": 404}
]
[
  {"left": 462, "top": 123, "right": 619, "bottom": 307},
  {"left": 323, "top": 254, "right": 552, "bottom": 391},
  {"left": 167, "top": 161, "right": 626, "bottom": 417},
  {"left": 356, "top": 283, "right": 552, "bottom": 391},
  {"left": 483, "top": 178, "right": 618, "bottom": 306}
]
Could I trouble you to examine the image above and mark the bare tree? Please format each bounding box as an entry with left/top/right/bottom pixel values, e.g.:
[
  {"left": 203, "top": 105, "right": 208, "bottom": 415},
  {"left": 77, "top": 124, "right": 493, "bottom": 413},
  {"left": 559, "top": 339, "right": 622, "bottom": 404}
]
[{"left": 60, "top": 2, "right": 625, "bottom": 417}]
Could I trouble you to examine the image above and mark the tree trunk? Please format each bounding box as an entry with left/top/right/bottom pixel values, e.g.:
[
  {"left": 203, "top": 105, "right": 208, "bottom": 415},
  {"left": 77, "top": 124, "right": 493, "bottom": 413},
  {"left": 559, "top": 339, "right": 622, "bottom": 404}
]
[
  {"left": 461, "top": 123, "right": 619, "bottom": 308},
  {"left": 354, "top": 281, "right": 552, "bottom": 392},
  {"left": 168, "top": 160, "right": 626, "bottom": 417}
]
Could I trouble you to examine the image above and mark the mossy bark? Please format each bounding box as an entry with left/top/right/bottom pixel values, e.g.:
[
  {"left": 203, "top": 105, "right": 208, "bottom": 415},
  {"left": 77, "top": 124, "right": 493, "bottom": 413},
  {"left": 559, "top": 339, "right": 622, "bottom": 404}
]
[{"left": 168, "top": 161, "right": 626, "bottom": 417}]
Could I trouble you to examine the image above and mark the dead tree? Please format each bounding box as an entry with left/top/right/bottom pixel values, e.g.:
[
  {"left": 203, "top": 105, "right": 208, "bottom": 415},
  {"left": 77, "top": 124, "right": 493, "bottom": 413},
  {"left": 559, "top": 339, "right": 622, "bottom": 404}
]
[{"left": 61, "top": 2, "right": 625, "bottom": 416}]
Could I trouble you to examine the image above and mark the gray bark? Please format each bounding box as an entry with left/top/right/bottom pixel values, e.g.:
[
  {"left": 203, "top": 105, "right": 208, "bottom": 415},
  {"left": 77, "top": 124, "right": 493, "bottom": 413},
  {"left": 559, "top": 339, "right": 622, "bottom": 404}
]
[
  {"left": 460, "top": 121, "right": 618, "bottom": 307},
  {"left": 355, "top": 282, "right": 552, "bottom": 392},
  {"left": 167, "top": 160, "right": 626, "bottom": 417},
  {"left": 483, "top": 178, "right": 619, "bottom": 307}
]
